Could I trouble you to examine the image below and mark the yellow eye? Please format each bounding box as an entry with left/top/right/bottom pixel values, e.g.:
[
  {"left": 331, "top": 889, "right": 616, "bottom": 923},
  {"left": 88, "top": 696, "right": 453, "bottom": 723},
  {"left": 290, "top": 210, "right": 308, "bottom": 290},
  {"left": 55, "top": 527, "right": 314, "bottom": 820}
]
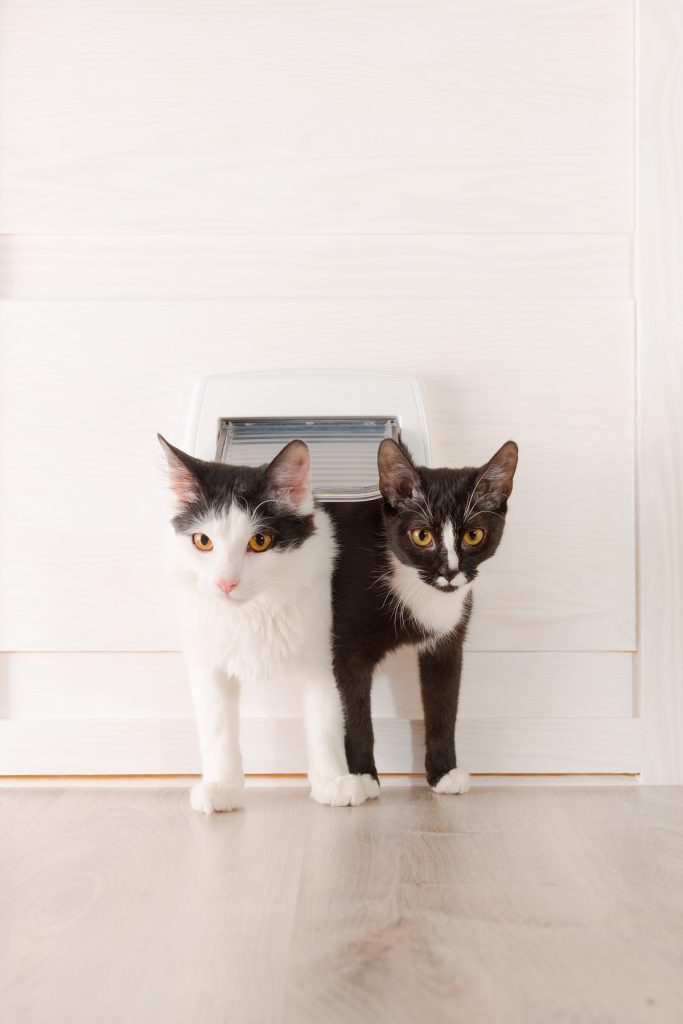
[
  {"left": 248, "top": 532, "right": 273, "bottom": 553},
  {"left": 410, "top": 528, "right": 433, "bottom": 548},
  {"left": 463, "top": 528, "right": 485, "bottom": 547},
  {"left": 192, "top": 533, "right": 213, "bottom": 551}
]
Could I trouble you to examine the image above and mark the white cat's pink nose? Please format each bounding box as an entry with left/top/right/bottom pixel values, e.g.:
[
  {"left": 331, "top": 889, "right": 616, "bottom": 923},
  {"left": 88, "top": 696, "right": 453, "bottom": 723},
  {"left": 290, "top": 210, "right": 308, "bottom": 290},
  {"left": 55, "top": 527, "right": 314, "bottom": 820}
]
[{"left": 217, "top": 578, "right": 239, "bottom": 594}]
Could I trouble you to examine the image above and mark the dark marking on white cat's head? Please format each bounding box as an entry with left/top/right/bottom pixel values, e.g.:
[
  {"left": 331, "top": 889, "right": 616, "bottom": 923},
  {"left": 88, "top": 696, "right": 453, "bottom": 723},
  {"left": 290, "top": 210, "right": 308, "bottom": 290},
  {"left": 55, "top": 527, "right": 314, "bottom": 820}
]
[{"left": 159, "top": 435, "right": 314, "bottom": 546}]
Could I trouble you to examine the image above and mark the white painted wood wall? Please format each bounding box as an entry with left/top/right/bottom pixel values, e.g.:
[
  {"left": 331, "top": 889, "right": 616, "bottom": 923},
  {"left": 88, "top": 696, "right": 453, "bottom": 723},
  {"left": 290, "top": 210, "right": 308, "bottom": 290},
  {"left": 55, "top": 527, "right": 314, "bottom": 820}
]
[{"left": 0, "top": 0, "right": 644, "bottom": 775}]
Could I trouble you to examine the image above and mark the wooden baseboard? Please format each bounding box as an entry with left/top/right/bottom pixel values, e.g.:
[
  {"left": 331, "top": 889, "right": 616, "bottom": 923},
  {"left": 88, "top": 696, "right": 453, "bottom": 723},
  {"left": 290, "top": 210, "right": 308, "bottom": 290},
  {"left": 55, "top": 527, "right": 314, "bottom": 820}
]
[{"left": 0, "top": 773, "right": 641, "bottom": 789}]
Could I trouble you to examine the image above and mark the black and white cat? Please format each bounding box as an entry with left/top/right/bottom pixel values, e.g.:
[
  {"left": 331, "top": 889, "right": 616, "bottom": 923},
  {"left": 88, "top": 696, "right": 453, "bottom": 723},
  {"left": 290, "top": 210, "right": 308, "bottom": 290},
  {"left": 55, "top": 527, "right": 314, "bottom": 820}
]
[
  {"left": 159, "top": 435, "right": 379, "bottom": 812},
  {"left": 326, "top": 438, "right": 518, "bottom": 794}
]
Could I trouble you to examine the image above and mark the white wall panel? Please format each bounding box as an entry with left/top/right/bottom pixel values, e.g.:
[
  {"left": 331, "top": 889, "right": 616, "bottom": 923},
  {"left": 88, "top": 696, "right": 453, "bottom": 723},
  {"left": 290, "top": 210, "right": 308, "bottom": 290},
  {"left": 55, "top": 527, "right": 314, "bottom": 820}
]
[
  {"left": 0, "top": 0, "right": 638, "bottom": 774},
  {"left": 638, "top": 0, "right": 683, "bottom": 783},
  {"left": 0, "top": 0, "right": 633, "bottom": 233},
  {"left": 0, "top": 235, "right": 632, "bottom": 300},
  {"left": 0, "top": 299, "right": 635, "bottom": 653},
  {"left": 0, "top": 652, "right": 633, "bottom": 721}
]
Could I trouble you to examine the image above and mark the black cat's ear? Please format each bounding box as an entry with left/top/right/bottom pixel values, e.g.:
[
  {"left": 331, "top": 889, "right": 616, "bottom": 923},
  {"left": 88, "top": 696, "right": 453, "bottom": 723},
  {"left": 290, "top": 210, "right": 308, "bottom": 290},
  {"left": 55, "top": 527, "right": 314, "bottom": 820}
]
[
  {"left": 265, "top": 440, "right": 311, "bottom": 506},
  {"left": 158, "top": 434, "right": 203, "bottom": 504},
  {"left": 378, "top": 438, "right": 424, "bottom": 508},
  {"left": 475, "top": 440, "right": 518, "bottom": 505}
]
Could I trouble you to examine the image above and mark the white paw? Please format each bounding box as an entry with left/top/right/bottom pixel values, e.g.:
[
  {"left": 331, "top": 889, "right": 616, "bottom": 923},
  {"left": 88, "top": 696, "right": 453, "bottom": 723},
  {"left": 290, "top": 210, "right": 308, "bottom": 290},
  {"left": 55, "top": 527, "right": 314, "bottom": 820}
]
[
  {"left": 190, "top": 781, "right": 245, "bottom": 814},
  {"left": 431, "top": 768, "right": 470, "bottom": 795},
  {"left": 310, "top": 773, "right": 380, "bottom": 807},
  {"left": 360, "top": 774, "right": 381, "bottom": 801}
]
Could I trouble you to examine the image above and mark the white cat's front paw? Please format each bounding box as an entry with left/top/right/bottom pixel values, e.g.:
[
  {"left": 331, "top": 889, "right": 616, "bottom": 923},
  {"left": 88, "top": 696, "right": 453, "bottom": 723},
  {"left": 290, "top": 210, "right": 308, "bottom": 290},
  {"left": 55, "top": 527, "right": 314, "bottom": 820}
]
[
  {"left": 191, "top": 781, "right": 245, "bottom": 814},
  {"left": 431, "top": 768, "right": 470, "bottom": 795},
  {"left": 310, "top": 773, "right": 379, "bottom": 807}
]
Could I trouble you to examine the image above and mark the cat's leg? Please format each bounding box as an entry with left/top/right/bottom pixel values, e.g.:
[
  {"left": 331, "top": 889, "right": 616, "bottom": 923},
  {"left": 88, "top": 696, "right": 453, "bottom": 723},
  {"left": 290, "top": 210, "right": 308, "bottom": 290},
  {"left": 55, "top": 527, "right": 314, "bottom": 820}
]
[
  {"left": 334, "top": 654, "right": 379, "bottom": 784},
  {"left": 186, "top": 656, "right": 245, "bottom": 813},
  {"left": 418, "top": 637, "right": 470, "bottom": 794},
  {"left": 303, "top": 665, "right": 379, "bottom": 807}
]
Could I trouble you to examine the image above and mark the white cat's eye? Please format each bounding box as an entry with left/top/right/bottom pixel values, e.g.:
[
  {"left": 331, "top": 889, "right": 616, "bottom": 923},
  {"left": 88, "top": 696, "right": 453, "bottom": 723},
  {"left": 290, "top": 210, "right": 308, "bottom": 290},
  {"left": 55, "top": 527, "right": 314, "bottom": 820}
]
[
  {"left": 410, "top": 527, "right": 433, "bottom": 548},
  {"left": 192, "top": 533, "right": 213, "bottom": 551},
  {"left": 248, "top": 532, "right": 273, "bottom": 553},
  {"left": 463, "top": 528, "right": 485, "bottom": 547}
]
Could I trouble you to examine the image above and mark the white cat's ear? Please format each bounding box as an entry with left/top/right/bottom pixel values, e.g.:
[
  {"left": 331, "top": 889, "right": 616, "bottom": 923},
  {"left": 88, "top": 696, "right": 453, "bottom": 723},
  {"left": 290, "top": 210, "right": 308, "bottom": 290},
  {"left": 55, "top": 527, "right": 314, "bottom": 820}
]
[
  {"left": 475, "top": 441, "right": 518, "bottom": 505},
  {"left": 158, "top": 434, "right": 203, "bottom": 504},
  {"left": 378, "top": 438, "right": 423, "bottom": 508},
  {"left": 265, "top": 440, "right": 311, "bottom": 506}
]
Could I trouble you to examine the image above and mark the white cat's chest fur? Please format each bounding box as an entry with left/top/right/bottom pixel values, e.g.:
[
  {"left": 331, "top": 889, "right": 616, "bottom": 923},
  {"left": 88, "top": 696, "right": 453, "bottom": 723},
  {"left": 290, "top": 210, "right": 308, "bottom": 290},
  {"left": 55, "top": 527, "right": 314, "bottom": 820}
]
[
  {"left": 388, "top": 553, "right": 472, "bottom": 638},
  {"left": 177, "top": 508, "right": 335, "bottom": 682},
  {"left": 183, "top": 590, "right": 323, "bottom": 680}
]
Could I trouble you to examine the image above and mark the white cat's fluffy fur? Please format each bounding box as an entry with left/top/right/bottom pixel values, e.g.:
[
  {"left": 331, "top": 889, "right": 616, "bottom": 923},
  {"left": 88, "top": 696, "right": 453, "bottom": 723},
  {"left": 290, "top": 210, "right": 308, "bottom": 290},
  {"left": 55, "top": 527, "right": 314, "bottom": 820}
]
[{"left": 163, "top": 445, "right": 378, "bottom": 813}]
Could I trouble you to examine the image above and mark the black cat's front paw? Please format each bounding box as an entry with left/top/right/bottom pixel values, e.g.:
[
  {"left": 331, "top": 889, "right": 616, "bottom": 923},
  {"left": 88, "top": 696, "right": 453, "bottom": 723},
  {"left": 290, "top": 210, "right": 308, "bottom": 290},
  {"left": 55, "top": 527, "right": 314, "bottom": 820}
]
[{"left": 430, "top": 768, "right": 470, "bottom": 794}]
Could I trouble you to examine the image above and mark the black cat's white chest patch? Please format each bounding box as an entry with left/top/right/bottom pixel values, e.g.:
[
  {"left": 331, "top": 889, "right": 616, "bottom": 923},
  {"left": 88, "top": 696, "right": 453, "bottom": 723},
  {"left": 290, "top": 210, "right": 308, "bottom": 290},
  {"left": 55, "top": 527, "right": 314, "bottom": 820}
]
[{"left": 388, "top": 554, "right": 471, "bottom": 638}]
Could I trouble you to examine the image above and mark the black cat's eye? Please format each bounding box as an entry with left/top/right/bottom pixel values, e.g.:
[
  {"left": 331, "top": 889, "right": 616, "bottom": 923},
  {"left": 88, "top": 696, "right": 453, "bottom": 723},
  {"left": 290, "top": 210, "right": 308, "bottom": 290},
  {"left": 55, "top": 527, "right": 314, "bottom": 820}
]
[
  {"left": 192, "top": 533, "right": 213, "bottom": 551},
  {"left": 410, "top": 527, "right": 434, "bottom": 548},
  {"left": 463, "top": 528, "right": 485, "bottom": 547}
]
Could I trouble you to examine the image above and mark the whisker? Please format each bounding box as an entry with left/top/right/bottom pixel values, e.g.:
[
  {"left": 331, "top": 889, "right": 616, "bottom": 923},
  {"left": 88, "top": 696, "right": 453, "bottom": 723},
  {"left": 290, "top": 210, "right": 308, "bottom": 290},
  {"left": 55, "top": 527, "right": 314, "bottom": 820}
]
[
  {"left": 464, "top": 491, "right": 489, "bottom": 518},
  {"left": 465, "top": 508, "right": 504, "bottom": 522},
  {"left": 403, "top": 494, "right": 432, "bottom": 524}
]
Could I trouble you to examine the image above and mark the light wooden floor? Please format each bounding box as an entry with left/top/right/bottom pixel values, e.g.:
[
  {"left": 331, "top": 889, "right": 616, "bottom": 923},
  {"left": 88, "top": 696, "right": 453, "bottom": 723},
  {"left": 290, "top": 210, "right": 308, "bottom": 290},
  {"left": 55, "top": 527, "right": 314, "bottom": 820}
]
[{"left": 2, "top": 786, "right": 683, "bottom": 1024}]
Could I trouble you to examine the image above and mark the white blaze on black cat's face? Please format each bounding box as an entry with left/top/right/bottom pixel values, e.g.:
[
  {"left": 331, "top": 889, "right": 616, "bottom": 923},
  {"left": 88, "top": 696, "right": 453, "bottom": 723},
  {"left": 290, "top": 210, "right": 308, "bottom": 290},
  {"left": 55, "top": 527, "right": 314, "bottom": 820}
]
[
  {"left": 158, "top": 435, "right": 316, "bottom": 604},
  {"left": 378, "top": 438, "right": 518, "bottom": 594}
]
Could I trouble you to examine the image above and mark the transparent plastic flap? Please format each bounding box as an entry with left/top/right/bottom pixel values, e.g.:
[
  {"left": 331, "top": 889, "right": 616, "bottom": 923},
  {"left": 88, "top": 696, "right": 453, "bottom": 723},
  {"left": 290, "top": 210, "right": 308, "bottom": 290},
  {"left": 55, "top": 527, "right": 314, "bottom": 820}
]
[{"left": 216, "top": 416, "right": 399, "bottom": 501}]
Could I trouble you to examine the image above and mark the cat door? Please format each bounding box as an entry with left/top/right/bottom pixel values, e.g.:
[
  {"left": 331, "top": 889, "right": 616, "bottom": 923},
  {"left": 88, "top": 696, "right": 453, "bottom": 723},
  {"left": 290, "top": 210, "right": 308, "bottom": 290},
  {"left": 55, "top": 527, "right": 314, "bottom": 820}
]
[
  {"left": 217, "top": 417, "right": 399, "bottom": 501},
  {"left": 184, "top": 371, "right": 431, "bottom": 502}
]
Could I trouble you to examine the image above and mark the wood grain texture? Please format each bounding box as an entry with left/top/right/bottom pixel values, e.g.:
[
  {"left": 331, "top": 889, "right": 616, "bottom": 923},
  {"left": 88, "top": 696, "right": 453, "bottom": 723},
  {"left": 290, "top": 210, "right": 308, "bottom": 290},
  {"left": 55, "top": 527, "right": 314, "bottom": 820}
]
[
  {"left": 0, "top": 234, "right": 632, "bottom": 299},
  {"left": 637, "top": 0, "right": 683, "bottom": 783},
  {"left": 1, "top": 786, "right": 682, "bottom": 1024},
  {"left": 0, "top": 787, "right": 307, "bottom": 1024},
  {"left": 0, "top": 0, "right": 633, "bottom": 233},
  {"left": 0, "top": 650, "right": 633, "bottom": 721},
  {"left": 0, "top": 298, "right": 635, "bottom": 653},
  {"left": 287, "top": 785, "right": 683, "bottom": 1023},
  {"left": 0, "top": 717, "right": 641, "bottom": 775}
]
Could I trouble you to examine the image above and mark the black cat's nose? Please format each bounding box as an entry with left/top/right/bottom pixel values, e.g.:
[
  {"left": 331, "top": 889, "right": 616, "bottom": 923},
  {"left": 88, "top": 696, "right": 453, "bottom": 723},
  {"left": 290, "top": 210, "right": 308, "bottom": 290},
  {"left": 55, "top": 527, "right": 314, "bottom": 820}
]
[{"left": 443, "top": 570, "right": 458, "bottom": 583}]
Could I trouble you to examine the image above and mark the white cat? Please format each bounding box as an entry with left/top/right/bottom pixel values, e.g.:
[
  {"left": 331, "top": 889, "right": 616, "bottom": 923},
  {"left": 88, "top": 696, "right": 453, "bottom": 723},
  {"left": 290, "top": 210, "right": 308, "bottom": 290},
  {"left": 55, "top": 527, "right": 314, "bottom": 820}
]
[{"left": 159, "top": 434, "right": 379, "bottom": 812}]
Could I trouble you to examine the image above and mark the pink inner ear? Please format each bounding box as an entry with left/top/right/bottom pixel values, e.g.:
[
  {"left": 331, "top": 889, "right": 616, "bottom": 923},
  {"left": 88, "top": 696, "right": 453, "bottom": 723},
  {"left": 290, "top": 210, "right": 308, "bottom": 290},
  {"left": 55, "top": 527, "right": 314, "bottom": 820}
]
[
  {"left": 379, "top": 449, "right": 421, "bottom": 505},
  {"left": 169, "top": 463, "right": 200, "bottom": 503},
  {"left": 269, "top": 446, "right": 310, "bottom": 505},
  {"left": 272, "top": 466, "right": 309, "bottom": 505},
  {"left": 477, "top": 457, "right": 515, "bottom": 501},
  {"left": 286, "top": 481, "right": 309, "bottom": 505},
  {"left": 393, "top": 467, "right": 419, "bottom": 498}
]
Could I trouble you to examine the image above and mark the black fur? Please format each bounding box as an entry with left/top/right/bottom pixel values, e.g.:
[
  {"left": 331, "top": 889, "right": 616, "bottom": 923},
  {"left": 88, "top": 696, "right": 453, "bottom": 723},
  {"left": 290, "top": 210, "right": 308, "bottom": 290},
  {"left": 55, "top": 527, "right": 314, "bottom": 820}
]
[
  {"left": 158, "top": 435, "right": 316, "bottom": 550},
  {"left": 325, "top": 439, "right": 517, "bottom": 788}
]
